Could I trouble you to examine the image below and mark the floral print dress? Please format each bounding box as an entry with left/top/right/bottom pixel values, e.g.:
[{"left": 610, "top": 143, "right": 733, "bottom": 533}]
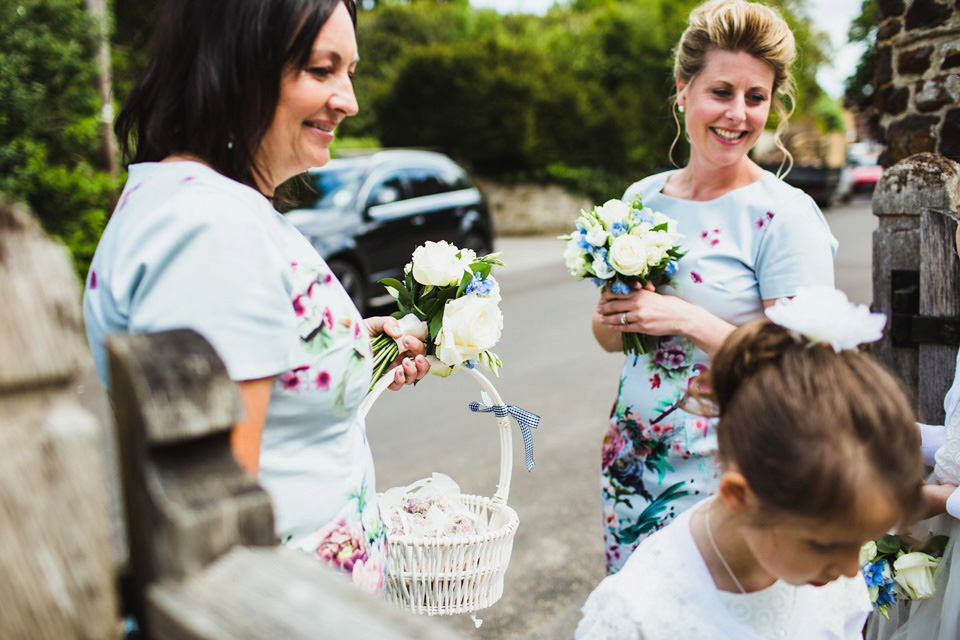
[
  {"left": 602, "top": 170, "right": 837, "bottom": 574},
  {"left": 83, "top": 161, "right": 386, "bottom": 594}
]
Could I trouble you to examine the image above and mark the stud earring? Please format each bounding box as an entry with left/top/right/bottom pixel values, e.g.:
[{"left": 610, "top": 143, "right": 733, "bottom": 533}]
[{"left": 678, "top": 104, "right": 685, "bottom": 113}]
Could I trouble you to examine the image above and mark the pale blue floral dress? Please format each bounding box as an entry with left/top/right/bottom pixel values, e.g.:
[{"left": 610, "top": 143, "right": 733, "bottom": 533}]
[
  {"left": 601, "top": 170, "right": 837, "bottom": 574},
  {"left": 84, "top": 161, "right": 386, "bottom": 594}
]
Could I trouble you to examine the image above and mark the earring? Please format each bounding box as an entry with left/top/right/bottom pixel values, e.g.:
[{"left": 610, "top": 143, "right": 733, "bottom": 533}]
[
  {"left": 678, "top": 104, "right": 685, "bottom": 113},
  {"left": 227, "top": 140, "right": 234, "bottom": 150}
]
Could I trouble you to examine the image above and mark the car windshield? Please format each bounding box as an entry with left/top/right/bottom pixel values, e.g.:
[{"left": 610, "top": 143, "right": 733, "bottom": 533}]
[{"left": 308, "top": 167, "right": 365, "bottom": 209}]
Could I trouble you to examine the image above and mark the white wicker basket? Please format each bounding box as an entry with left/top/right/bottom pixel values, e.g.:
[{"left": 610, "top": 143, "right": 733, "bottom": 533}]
[{"left": 359, "top": 365, "right": 520, "bottom": 616}]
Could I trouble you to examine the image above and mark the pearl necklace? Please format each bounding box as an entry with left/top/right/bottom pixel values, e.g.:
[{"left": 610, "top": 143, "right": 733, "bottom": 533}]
[{"left": 704, "top": 506, "right": 748, "bottom": 594}]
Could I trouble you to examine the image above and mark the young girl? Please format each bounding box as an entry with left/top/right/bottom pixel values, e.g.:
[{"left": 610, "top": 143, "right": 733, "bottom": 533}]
[{"left": 577, "top": 288, "right": 924, "bottom": 639}]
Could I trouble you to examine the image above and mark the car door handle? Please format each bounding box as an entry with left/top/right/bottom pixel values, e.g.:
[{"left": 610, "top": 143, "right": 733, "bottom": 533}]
[{"left": 411, "top": 215, "right": 426, "bottom": 226}]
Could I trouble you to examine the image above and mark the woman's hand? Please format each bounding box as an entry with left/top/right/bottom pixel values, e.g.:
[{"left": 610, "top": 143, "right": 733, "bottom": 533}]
[
  {"left": 592, "top": 282, "right": 735, "bottom": 356},
  {"left": 364, "top": 316, "right": 430, "bottom": 390}
]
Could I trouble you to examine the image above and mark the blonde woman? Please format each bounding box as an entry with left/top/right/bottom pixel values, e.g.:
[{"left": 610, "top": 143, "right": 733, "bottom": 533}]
[{"left": 592, "top": 0, "right": 836, "bottom": 573}]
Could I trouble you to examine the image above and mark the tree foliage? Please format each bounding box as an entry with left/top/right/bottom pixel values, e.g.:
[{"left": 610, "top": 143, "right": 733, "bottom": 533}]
[
  {"left": 0, "top": 0, "right": 119, "bottom": 277},
  {"left": 843, "top": 0, "right": 877, "bottom": 111}
]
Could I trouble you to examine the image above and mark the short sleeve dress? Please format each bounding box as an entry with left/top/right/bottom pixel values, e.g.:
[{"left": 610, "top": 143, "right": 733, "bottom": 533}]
[
  {"left": 601, "top": 170, "right": 837, "bottom": 574},
  {"left": 83, "top": 161, "right": 387, "bottom": 594}
]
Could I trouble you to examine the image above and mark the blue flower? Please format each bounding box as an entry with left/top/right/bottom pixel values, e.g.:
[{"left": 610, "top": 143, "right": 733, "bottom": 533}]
[
  {"left": 591, "top": 277, "right": 605, "bottom": 287},
  {"left": 864, "top": 560, "right": 889, "bottom": 588},
  {"left": 610, "top": 281, "right": 630, "bottom": 295},
  {"left": 465, "top": 272, "right": 494, "bottom": 297},
  {"left": 876, "top": 581, "right": 897, "bottom": 608},
  {"left": 611, "top": 222, "right": 627, "bottom": 237},
  {"left": 663, "top": 261, "right": 678, "bottom": 277},
  {"left": 465, "top": 359, "right": 477, "bottom": 369}
]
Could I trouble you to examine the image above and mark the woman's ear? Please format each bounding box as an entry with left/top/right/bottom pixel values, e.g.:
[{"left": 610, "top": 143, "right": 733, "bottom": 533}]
[{"left": 675, "top": 79, "right": 687, "bottom": 110}]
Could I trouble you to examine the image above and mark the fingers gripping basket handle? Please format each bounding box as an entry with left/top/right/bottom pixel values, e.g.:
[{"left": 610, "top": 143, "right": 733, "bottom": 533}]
[{"left": 357, "top": 366, "right": 514, "bottom": 505}]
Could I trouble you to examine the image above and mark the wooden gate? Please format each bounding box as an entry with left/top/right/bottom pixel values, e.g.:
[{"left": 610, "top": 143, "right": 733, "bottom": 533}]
[{"left": 872, "top": 152, "right": 960, "bottom": 424}]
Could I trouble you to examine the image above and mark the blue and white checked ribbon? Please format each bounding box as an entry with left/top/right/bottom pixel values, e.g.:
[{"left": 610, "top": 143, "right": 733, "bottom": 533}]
[{"left": 469, "top": 391, "right": 540, "bottom": 471}]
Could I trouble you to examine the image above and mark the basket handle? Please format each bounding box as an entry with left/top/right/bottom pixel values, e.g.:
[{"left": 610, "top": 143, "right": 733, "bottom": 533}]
[{"left": 358, "top": 365, "right": 514, "bottom": 506}]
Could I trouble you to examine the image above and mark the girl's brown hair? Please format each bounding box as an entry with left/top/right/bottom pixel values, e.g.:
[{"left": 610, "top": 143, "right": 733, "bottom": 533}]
[
  {"left": 691, "top": 319, "right": 923, "bottom": 524},
  {"left": 669, "top": 0, "right": 797, "bottom": 175}
]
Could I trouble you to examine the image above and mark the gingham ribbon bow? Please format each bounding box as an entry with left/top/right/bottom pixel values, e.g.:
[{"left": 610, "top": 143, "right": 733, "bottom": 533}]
[{"left": 469, "top": 391, "right": 540, "bottom": 471}]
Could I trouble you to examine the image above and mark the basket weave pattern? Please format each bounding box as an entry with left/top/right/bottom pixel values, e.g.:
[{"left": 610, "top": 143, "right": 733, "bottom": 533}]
[{"left": 360, "top": 367, "right": 520, "bottom": 615}]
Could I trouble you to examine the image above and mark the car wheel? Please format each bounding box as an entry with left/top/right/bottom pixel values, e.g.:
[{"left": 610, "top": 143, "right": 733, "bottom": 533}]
[
  {"left": 461, "top": 230, "right": 491, "bottom": 255},
  {"left": 328, "top": 259, "right": 366, "bottom": 316}
]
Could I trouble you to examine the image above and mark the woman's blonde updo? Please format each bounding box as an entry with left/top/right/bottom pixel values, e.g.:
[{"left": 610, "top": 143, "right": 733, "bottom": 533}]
[{"left": 670, "top": 0, "right": 798, "bottom": 174}]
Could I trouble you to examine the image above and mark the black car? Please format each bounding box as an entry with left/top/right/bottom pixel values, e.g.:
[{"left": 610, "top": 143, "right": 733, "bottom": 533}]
[{"left": 285, "top": 150, "right": 494, "bottom": 314}]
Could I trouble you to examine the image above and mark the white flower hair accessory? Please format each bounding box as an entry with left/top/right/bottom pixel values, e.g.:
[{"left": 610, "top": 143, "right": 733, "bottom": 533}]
[{"left": 764, "top": 286, "right": 887, "bottom": 352}]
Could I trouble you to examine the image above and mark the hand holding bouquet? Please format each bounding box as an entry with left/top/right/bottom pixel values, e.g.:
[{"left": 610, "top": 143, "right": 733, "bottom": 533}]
[
  {"left": 560, "top": 195, "right": 685, "bottom": 355},
  {"left": 860, "top": 533, "right": 947, "bottom": 618},
  {"left": 369, "top": 241, "right": 504, "bottom": 390}
]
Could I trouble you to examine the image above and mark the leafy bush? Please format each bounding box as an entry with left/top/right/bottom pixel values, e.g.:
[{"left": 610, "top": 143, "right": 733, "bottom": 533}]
[{"left": 0, "top": 0, "right": 119, "bottom": 277}]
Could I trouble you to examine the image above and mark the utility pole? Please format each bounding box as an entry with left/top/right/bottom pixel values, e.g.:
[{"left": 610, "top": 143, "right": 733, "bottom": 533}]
[{"left": 85, "top": 0, "right": 118, "bottom": 175}]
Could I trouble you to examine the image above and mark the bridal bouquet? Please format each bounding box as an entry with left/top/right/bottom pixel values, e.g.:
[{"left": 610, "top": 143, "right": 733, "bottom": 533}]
[
  {"left": 560, "top": 194, "right": 685, "bottom": 355},
  {"left": 860, "top": 533, "right": 948, "bottom": 618},
  {"left": 369, "top": 240, "right": 504, "bottom": 389}
]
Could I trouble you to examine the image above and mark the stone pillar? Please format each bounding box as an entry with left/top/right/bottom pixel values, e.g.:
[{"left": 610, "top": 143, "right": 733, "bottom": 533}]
[
  {"left": 874, "top": 0, "right": 960, "bottom": 167},
  {"left": 872, "top": 153, "right": 960, "bottom": 420}
]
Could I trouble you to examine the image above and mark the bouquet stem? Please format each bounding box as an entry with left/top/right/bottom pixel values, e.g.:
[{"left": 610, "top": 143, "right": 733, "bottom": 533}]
[
  {"left": 369, "top": 333, "right": 399, "bottom": 393},
  {"left": 622, "top": 332, "right": 659, "bottom": 356}
]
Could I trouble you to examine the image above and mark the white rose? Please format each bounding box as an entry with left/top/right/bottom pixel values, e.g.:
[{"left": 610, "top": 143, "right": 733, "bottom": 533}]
[
  {"left": 860, "top": 541, "right": 878, "bottom": 567},
  {"left": 435, "top": 294, "right": 503, "bottom": 367},
  {"left": 411, "top": 241, "right": 470, "bottom": 286},
  {"left": 592, "top": 255, "right": 616, "bottom": 279},
  {"left": 595, "top": 199, "right": 631, "bottom": 230},
  {"left": 765, "top": 286, "right": 887, "bottom": 352},
  {"left": 651, "top": 211, "right": 683, "bottom": 241},
  {"left": 893, "top": 552, "right": 941, "bottom": 600},
  {"left": 585, "top": 225, "right": 609, "bottom": 247},
  {"left": 563, "top": 239, "right": 588, "bottom": 277},
  {"left": 642, "top": 231, "right": 673, "bottom": 266},
  {"left": 608, "top": 234, "right": 650, "bottom": 277},
  {"left": 392, "top": 313, "right": 429, "bottom": 352}
]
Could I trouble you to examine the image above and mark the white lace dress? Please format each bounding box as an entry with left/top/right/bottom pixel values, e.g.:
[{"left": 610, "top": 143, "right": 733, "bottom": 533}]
[
  {"left": 576, "top": 498, "right": 871, "bottom": 640},
  {"left": 866, "top": 349, "right": 960, "bottom": 640}
]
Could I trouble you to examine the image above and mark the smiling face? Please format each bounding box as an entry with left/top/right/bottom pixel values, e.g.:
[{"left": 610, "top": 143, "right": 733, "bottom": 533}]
[
  {"left": 256, "top": 1, "right": 358, "bottom": 192},
  {"left": 677, "top": 49, "right": 775, "bottom": 173},
  {"left": 740, "top": 487, "right": 901, "bottom": 588}
]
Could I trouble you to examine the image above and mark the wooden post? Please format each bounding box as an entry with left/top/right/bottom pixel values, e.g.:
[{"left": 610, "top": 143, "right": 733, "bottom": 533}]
[
  {"left": 107, "top": 329, "right": 275, "bottom": 633},
  {"left": 109, "top": 329, "right": 469, "bottom": 640},
  {"left": 0, "top": 199, "right": 119, "bottom": 638},
  {"left": 872, "top": 153, "right": 960, "bottom": 421}
]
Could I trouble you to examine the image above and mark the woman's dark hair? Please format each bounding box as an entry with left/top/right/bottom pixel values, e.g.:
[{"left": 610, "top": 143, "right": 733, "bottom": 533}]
[
  {"left": 115, "top": 0, "right": 357, "bottom": 195},
  {"left": 689, "top": 319, "right": 923, "bottom": 524}
]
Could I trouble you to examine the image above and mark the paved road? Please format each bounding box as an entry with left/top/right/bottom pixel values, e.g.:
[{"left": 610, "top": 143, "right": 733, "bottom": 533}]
[
  {"left": 366, "top": 195, "right": 877, "bottom": 638},
  {"left": 75, "top": 194, "right": 876, "bottom": 638}
]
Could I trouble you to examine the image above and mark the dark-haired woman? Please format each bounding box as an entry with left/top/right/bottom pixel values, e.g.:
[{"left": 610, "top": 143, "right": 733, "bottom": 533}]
[{"left": 83, "top": 0, "right": 427, "bottom": 593}]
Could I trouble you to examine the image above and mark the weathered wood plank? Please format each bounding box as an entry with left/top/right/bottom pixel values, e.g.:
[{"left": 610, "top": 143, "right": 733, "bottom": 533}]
[
  {"left": 147, "top": 546, "right": 469, "bottom": 640},
  {"left": 0, "top": 200, "right": 88, "bottom": 388},
  {"left": 107, "top": 329, "right": 275, "bottom": 634},
  {"left": 872, "top": 153, "right": 960, "bottom": 417},
  {"left": 919, "top": 189, "right": 960, "bottom": 423},
  {"left": 0, "top": 200, "right": 119, "bottom": 638}
]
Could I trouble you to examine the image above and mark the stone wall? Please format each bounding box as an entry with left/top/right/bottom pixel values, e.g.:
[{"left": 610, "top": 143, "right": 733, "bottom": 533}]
[
  {"left": 875, "top": 0, "right": 960, "bottom": 167},
  {"left": 475, "top": 177, "right": 594, "bottom": 236}
]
